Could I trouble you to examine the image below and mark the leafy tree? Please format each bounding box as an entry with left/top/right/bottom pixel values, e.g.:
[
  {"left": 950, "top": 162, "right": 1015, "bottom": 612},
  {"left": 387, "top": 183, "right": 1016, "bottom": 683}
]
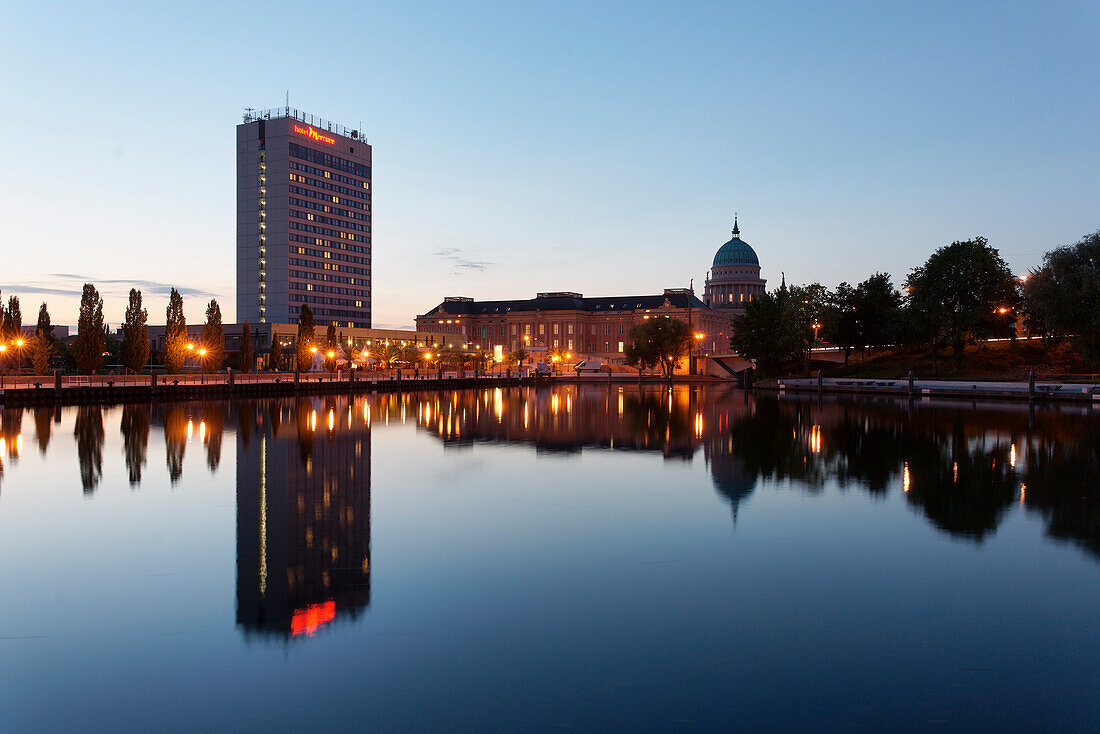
[
  {"left": 856, "top": 272, "right": 903, "bottom": 351},
  {"left": 905, "top": 238, "right": 1019, "bottom": 368},
  {"left": 507, "top": 348, "right": 530, "bottom": 366},
  {"left": 729, "top": 286, "right": 815, "bottom": 375},
  {"left": 73, "top": 284, "right": 106, "bottom": 374},
  {"left": 164, "top": 289, "right": 187, "bottom": 373},
  {"left": 822, "top": 282, "right": 860, "bottom": 365},
  {"left": 239, "top": 320, "right": 253, "bottom": 373},
  {"left": 400, "top": 343, "right": 424, "bottom": 366},
  {"left": 31, "top": 303, "right": 53, "bottom": 374},
  {"left": 470, "top": 349, "right": 493, "bottom": 371},
  {"left": 296, "top": 304, "right": 315, "bottom": 371},
  {"left": 202, "top": 299, "right": 224, "bottom": 369},
  {"left": 625, "top": 317, "right": 693, "bottom": 381},
  {"left": 121, "top": 289, "right": 149, "bottom": 373},
  {"left": 377, "top": 343, "right": 401, "bottom": 367},
  {"left": 268, "top": 336, "right": 284, "bottom": 371},
  {"left": 1023, "top": 230, "right": 1100, "bottom": 365}
]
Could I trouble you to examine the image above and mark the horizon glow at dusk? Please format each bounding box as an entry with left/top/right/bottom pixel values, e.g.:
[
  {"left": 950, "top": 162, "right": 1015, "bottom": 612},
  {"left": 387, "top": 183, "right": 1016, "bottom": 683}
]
[{"left": 1, "top": 0, "right": 1097, "bottom": 329}]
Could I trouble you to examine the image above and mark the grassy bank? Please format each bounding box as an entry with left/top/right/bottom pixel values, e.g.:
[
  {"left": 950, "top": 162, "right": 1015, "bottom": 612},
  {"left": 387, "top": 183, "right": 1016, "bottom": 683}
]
[{"left": 809, "top": 340, "right": 1098, "bottom": 382}]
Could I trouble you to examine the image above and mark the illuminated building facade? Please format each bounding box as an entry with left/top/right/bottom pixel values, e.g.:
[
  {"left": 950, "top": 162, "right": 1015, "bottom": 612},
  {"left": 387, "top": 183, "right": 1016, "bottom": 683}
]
[
  {"left": 237, "top": 108, "right": 372, "bottom": 329},
  {"left": 415, "top": 289, "right": 728, "bottom": 362},
  {"left": 236, "top": 398, "right": 372, "bottom": 639}
]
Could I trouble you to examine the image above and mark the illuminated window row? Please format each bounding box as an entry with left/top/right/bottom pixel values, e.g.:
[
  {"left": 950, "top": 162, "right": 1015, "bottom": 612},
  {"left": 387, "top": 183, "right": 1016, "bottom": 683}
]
[
  {"left": 289, "top": 257, "right": 370, "bottom": 276},
  {"left": 289, "top": 169, "right": 371, "bottom": 200},
  {"left": 289, "top": 184, "right": 370, "bottom": 211},
  {"left": 290, "top": 220, "right": 368, "bottom": 242},
  {"left": 290, "top": 268, "right": 367, "bottom": 287},
  {"left": 289, "top": 143, "right": 371, "bottom": 179},
  {"left": 289, "top": 234, "right": 370, "bottom": 256},
  {"left": 290, "top": 197, "right": 370, "bottom": 222},
  {"left": 290, "top": 208, "right": 370, "bottom": 232},
  {"left": 290, "top": 281, "right": 368, "bottom": 297}
]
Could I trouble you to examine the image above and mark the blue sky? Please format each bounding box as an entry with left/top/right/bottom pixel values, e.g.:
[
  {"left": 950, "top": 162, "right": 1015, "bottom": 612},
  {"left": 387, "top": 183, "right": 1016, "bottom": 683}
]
[{"left": 1, "top": 0, "right": 1097, "bottom": 328}]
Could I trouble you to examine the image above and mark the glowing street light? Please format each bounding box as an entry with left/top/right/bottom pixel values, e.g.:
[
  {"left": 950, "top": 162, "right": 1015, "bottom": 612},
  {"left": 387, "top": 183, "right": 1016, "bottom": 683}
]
[{"left": 811, "top": 322, "right": 822, "bottom": 340}]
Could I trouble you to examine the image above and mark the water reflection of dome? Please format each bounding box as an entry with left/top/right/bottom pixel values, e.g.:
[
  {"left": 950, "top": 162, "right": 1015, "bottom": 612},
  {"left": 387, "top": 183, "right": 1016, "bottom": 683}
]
[{"left": 709, "top": 452, "right": 757, "bottom": 523}]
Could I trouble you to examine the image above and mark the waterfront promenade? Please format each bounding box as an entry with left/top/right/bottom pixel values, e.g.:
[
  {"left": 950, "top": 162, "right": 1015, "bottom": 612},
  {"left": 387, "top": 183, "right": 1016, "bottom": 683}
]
[{"left": 0, "top": 369, "right": 720, "bottom": 406}]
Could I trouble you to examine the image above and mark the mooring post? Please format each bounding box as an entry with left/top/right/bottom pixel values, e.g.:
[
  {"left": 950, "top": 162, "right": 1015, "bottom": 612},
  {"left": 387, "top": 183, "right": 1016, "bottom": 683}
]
[
  {"left": 1028, "top": 369, "right": 1036, "bottom": 400},
  {"left": 908, "top": 370, "right": 914, "bottom": 397},
  {"left": 55, "top": 369, "right": 62, "bottom": 400},
  {"left": 817, "top": 369, "right": 823, "bottom": 392}
]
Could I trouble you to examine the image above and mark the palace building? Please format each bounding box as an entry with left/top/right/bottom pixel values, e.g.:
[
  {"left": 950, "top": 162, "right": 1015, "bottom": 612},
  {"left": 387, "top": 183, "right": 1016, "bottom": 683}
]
[
  {"left": 415, "top": 289, "right": 728, "bottom": 362},
  {"left": 414, "top": 216, "right": 770, "bottom": 364}
]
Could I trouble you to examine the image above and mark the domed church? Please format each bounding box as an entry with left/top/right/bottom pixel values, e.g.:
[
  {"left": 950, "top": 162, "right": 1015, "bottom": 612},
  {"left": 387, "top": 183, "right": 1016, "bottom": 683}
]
[{"left": 703, "top": 215, "right": 767, "bottom": 317}]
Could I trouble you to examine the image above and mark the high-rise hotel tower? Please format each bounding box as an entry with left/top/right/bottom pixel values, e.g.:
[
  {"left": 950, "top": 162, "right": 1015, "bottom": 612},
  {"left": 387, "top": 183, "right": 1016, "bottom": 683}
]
[{"left": 237, "top": 108, "right": 372, "bottom": 328}]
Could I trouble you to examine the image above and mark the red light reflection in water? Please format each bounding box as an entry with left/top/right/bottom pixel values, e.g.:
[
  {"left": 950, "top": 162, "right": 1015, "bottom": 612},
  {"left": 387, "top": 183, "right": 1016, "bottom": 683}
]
[{"left": 291, "top": 601, "right": 336, "bottom": 637}]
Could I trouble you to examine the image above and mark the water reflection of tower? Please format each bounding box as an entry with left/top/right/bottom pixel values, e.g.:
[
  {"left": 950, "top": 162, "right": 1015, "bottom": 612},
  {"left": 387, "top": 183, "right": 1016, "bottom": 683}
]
[
  {"left": 702, "top": 394, "right": 758, "bottom": 525},
  {"left": 236, "top": 400, "right": 371, "bottom": 639}
]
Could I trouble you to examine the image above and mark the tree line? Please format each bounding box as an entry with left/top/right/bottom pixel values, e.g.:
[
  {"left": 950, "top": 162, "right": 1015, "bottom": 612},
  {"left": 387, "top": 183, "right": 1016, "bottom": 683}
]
[
  {"left": 729, "top": 230, "right": 1100, "bottom": 375},
  {"left": 0, "top": 284, "right": 227, "bottom": 376}
]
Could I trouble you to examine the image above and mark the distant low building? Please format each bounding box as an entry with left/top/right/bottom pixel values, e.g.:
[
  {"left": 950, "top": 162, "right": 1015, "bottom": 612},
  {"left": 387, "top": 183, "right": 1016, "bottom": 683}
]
[
  {"left": 141, "top": 322, "right": 464, "bottom": 369},
  {"left": 415, "top": 289, "right": 728, "bottom": 363},
  {"left": 20, "top": 325, "right": 71, "bottom": 340}
]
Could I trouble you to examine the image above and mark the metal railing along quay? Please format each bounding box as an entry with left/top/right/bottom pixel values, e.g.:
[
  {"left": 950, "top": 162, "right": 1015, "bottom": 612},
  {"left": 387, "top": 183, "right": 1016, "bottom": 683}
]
[{"left": 772, "top": 375, "right": 1100, "bottom": 404}]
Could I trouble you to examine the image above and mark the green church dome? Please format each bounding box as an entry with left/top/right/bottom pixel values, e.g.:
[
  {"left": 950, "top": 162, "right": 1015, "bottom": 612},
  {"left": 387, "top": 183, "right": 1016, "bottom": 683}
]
[{"left": 712, "top": 217, "right": 760, "bottom": 268}]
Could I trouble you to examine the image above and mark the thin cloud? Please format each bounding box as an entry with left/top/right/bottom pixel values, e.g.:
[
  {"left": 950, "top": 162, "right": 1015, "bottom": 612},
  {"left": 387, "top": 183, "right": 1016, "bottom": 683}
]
[
  {"left": 432, "top": 248, "right": 492, "bottom": 273},
  {"left": 46, "top": 273, "right": 221, "bottom": 298},
  {"left": 0, "top": 284, "right": 82, "bottom": 297}
]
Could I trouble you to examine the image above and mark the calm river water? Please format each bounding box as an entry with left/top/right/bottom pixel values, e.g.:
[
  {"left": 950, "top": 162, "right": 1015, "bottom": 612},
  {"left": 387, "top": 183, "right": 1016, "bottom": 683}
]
[{"left": 1, "top": 385, "right": 1098, "bottom": 732}]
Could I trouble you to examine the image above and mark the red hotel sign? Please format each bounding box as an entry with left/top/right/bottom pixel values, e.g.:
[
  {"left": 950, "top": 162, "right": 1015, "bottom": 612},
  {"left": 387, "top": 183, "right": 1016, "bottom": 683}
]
[{"left": 293, "top": 124, "right": 336, "bottom": 145}]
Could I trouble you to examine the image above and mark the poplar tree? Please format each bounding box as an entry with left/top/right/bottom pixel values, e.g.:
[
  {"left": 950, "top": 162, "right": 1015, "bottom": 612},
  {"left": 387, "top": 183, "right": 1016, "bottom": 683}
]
[
  {"left": 121, "top": 289, "right": 149, "bottom": 373},
  {"left": 164, "top": 288, "right": 187, "bottom": 374},
  {"left": 269, "top": 336, "right": 284, "bottom": 371},
  {"left": 239, "top": 320, "right": 253, "bottom": 373},
  {"left": 32, "top": 303, "right": 53, "bottom": 375},
  {"left": 296, "top": 304, "right": 315, "bottom": 371},
  {"left": 3, "top": 295, "right": 20, "bottom": 338},
  {"left": 73, "top": 284, "right": 106, "bottom": 374},
  {"left": 202, "top": 299, "right": 224, "bottom": 369}
]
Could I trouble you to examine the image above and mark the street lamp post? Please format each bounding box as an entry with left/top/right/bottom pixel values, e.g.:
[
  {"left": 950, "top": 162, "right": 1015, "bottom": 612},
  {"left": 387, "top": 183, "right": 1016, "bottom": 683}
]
[
  {"left": 13, "top": 338, "right": 24, "bottom": 376},
  {"left": 198, "top": 347, "right": 207, "bottom": 384}
]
